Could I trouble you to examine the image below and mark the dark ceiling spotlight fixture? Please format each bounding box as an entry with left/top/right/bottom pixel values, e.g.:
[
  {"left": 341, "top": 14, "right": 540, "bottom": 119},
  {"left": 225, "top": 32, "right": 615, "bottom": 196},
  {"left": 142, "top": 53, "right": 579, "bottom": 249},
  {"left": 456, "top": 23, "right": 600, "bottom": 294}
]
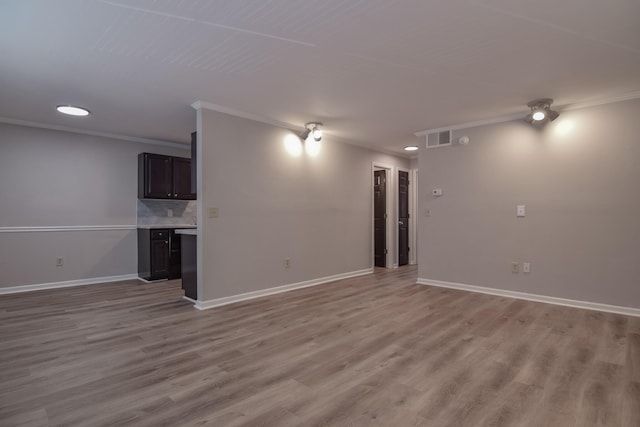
[
  {"left": 299, "top": 122, "right": 323, "bottom": 142},
  {"left": 525, "top": 98, "right": 559, "bottom": 125}
]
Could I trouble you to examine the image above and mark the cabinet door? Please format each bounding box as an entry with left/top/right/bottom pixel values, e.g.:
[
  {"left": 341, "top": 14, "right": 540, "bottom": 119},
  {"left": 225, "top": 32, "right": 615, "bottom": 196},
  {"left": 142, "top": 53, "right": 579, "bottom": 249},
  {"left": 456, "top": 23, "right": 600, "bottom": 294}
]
[
  {"left": 143, "top": 153, "right": 172, "bottom": 199},
  {"left": 172, "top": 157, "right": 195, "bottom": 200},
  {"left": 168, "top": 230, "right": 182, "bottom": 280},
  {"left": 150, "top": 238, "right": 169, "bottom": 279}
]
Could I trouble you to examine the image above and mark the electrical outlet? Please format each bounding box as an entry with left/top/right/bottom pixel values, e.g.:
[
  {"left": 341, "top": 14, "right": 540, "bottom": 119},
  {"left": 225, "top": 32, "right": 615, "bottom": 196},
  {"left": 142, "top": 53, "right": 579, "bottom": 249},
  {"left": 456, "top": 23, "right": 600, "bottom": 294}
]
[
  {"left": 523, "top": 262, "right": 531, "bottom": 273},
  {"left": 56, "top": 257, "right": 64, "bottom": 267},
  {"left": 284, "top": 258, "right": 291, "bottom": 269},
  {"left": 511, "top": 262, "right": 519, "bottom": 273}
]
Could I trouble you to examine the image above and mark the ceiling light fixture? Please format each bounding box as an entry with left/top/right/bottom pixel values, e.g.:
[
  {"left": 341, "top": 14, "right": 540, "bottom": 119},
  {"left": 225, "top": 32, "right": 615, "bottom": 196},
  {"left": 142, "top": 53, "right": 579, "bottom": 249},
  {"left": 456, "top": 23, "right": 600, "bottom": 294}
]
[
  {"left": 404, "top": 145, "right": 418, "bottom": 151},
  {"left": 56, "top": 105, "right": 90, "bottom": 117},
  {"left": 300, "top": 122, "right": 323, "bottom": 142},
  {"left": 525, "top": 98, "right": 559, "bottom": 125}
]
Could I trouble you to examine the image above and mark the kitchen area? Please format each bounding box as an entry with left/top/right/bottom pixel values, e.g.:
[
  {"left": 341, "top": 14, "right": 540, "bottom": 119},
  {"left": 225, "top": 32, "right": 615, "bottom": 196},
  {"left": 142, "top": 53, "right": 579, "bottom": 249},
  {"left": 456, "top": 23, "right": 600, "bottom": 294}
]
[{"left": 136, "top": 138, "right": 198, "bottom": 301}]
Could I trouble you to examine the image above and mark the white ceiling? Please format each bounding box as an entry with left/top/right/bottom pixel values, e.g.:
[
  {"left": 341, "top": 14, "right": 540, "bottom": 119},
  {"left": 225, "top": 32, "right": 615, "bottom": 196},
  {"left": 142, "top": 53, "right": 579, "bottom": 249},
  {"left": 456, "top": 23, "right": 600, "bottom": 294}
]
[{"left": 1, "top": 0, "right": 639, "bottom": 155}]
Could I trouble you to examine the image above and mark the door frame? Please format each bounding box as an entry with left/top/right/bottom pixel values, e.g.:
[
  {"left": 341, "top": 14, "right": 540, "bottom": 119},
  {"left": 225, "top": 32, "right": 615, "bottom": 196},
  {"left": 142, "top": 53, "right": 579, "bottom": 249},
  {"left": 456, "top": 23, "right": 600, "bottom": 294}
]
[
  {"left": 397, "top": 167, "right": 410, "bottom": 266},
  {"left": 371, "top": 162, "right": 395, "bottom": 268},
  {"left": 410, "top": 168, "right": 418, "bottom": 265}
]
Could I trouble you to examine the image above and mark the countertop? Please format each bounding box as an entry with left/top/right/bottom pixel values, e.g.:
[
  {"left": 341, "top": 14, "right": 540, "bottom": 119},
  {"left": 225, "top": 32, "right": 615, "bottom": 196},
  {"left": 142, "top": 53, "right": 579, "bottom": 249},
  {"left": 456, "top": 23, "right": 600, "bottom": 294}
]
[
  {"left": 175, "top": 229, "right": 197, "bottom": 236},
  {"left": 137, "top": 225, "right": 196, "bottom": 229}
]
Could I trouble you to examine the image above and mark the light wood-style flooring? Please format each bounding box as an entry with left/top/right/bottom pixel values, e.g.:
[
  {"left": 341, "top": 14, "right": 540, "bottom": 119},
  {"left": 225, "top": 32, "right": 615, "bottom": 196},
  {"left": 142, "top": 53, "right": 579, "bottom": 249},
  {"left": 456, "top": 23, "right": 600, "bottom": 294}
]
[{"left": 1, "top": 266, "right": 639, "bottom": 426}]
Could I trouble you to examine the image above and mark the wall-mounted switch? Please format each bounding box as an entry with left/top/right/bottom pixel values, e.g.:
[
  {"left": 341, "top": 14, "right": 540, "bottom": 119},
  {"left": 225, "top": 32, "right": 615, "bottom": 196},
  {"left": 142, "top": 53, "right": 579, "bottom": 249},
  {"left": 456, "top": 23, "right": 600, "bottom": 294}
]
[
  {"left": 56, "top": 257, "right": 64, "bottom": 267},
  {"left": 208, "top": 208, "right": 219, "bottom": 218},
  {"left": 284, "top": 258, "right": 291, "bottom": 269},
  {"left": 523, "top": 262, "right": 531, "bottom": 273},
  {"left": 517, "top": 205, "right": 526, "bottom": 217},
  {"left": 424, "top": 208, "right": 431, "bottom": 217},
  {"left": 511, "top": 262, "right": 520, "bottom": 273}
]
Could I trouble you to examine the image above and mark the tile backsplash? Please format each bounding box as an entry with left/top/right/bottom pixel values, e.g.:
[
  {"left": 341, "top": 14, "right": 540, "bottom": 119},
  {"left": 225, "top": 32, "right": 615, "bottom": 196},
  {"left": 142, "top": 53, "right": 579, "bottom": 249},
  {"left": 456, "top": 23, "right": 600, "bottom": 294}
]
[{"left": 137, "top": 199, "right": 196, "bottom": 226}]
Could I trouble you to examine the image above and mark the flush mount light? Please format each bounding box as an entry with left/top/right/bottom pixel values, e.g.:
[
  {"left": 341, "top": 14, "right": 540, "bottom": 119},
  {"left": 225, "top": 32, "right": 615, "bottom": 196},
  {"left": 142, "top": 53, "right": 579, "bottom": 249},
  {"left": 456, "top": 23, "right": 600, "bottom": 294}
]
[
  {"left": 56, "top": 105, "right": 90, "bottom": 116},
  {"left": 404, "top": 145, "right": 418, "bottom": 151},
  {"left": 299, "top": 122, "right": 323, "bottom": 142},
  {"left": 525, "top": 98, "right": 559, "bottom": 125}
]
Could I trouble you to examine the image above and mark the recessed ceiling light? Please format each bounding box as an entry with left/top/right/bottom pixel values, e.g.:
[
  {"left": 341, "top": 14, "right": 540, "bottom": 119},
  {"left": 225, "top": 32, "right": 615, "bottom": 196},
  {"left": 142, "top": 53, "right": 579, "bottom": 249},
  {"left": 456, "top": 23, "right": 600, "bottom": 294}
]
[
  {"left": 404, "top": 145, "right": 418, "bottom": 151},
  {"left": 56, "top": 105, "right": 90, "bottom": 117}
]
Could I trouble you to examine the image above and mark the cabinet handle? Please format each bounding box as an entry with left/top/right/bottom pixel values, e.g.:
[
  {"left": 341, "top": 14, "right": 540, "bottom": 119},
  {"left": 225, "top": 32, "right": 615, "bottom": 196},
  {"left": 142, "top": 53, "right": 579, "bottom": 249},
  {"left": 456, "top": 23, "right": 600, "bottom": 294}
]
[
  {"left": 167, "top": 193, "right": 170, "bottom": 196},
  {"left": 174, "top": 193, "right": 178, "bottom": 197},
  {"left": 165, "top": 241, "right": 168, "bottom": 244}
]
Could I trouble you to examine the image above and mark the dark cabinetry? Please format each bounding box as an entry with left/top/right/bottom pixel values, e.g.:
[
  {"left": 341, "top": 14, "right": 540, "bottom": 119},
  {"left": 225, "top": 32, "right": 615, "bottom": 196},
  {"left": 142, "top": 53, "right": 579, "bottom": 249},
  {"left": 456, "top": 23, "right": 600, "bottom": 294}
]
[
  {"left": 138, "top": 228, "right": 181, "bottom": 281},
  {"left": 180, "top": 234, "right": 197, "bottom": 300},
  {"left": 138, "top": 153, "right": 195, "bottom": 200}
]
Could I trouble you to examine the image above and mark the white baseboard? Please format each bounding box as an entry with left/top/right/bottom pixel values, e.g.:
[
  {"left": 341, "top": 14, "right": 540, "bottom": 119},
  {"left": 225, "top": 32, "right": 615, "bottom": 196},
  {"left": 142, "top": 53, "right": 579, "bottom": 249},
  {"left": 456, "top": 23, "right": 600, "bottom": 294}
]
[
  {"left": 417, "top": 278, "right": 640, "bottom": 318},
  {"left": 0, "top": 274, "right": 139, "bottom": 295},
  {"left": 194, "top": 268, "right": 373, "bottom": 310}
]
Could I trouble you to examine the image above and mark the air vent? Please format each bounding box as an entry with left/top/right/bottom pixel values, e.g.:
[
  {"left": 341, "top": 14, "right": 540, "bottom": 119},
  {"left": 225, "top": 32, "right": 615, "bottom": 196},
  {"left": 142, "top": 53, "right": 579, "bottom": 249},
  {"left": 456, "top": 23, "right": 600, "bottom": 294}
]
[{"left": 426, "top": 130, "right": 452, "bottom": 149}]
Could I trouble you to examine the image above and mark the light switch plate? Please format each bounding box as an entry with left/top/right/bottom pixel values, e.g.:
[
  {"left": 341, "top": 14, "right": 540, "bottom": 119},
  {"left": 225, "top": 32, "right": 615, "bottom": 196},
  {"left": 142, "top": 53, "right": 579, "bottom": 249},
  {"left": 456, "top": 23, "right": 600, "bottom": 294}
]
[
  {"left": 208, "top": 207, "right": 219, "bottom": 218},
  {"left": 517, "top": 205, "right": 526, "bottom": 217}
]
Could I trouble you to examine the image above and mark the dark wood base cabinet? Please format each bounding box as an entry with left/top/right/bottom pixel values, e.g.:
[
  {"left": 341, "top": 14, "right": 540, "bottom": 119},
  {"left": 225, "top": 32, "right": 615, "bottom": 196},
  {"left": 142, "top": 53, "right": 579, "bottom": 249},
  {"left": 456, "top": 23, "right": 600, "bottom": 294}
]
[
  {"left": 180, "top": 234, "right": 197, "bottom": 300},
  {"left": 138, "top": 228, "right": 181, "bottom": 281}
]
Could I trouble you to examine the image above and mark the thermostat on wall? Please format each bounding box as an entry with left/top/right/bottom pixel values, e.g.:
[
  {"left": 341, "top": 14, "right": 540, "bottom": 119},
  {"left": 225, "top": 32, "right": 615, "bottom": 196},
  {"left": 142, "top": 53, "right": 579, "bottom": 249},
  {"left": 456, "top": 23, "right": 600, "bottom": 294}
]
[{"left": 432, "top": 189, "right": 443, "bottom": 196}]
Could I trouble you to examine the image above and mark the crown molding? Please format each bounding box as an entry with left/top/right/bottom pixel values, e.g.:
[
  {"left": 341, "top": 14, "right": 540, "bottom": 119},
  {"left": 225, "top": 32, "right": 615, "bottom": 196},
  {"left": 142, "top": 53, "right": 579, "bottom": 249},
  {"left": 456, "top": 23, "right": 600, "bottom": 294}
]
[
  {"left": 0, "top": 117, "right": 189, "bottom": 150},
  {"left": 191, "top": 100, "right": 412, "bottom": 159},
  {"left": 191, "top": 101, "right": 300, "bottom": 131},
  {"left": 414, "top": 90, "right": 640, "bottom": 136}
]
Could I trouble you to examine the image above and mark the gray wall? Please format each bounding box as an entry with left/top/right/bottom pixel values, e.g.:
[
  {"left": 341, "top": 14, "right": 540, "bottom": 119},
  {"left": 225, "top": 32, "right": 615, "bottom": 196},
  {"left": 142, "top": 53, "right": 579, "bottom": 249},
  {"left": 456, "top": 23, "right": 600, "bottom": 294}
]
[
  {"left": 0, "top": 123, "right": 190, "bottom": 288},
  {"left": 197, "top": 109, "right": 409, "bottom": 301},
  {"left": 418, "top": 98, "right": 640, "bottom": 308}
]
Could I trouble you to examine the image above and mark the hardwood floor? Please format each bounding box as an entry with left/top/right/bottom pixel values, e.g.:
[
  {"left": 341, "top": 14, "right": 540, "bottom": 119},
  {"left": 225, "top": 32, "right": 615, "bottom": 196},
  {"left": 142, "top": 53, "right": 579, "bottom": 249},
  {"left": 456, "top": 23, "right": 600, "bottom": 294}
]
[{"left": 1, "top": 266, "right": 639, "bottom": 426}]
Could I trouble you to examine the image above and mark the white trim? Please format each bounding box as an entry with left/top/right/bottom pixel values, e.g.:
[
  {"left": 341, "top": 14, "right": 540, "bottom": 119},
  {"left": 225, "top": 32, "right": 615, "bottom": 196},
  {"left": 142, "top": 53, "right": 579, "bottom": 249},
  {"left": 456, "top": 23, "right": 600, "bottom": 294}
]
[
  {"left": 182, "top": 295, "right": 196, "bottom": 304},
  {"left": 0, "top": 225, "right": 137, "bottom": 233},
  {"left": 194, "top": 268, "right": 373, "bottom": 310},
  {"left": 414, "top": 90, "right": 640, "bottom": 136},
  {"left": 409, "top": 168, "right": 418, "bottom": 265},
  {"left": 560, "top": 91, "right": 640, "bottom": 112},
  {"left": 397, "top": 167, "right": 411, "bottom": 267},
  {"left": 191, "top": 101, "right": 412, "bottom": 159},
  {"left": 417, "top": 278, "right": 640, "bottom": 318},
  {"left": 136, "top": 277, "right": 168, "bottom": 284},
  {"left": 0, "top": 274, "right": 138, "bottom": 295},
  {"left": 415, "top": 113, "right": 524, "bottom": 137},
  {"left": 191, "top": 101, "right": 300, "bottom": 132},
  {"left": 0, "top": 117, "right": 189, "bottom": 149}
]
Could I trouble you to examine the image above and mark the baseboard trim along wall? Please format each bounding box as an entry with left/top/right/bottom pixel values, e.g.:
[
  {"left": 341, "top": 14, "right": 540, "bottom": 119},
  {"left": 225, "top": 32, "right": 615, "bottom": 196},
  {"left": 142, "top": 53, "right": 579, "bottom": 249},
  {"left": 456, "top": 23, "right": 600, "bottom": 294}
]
[
  {"left": 0, "top": 274, "right": 139, "bottom": 295},
  {"left": 194, "top": 268, "right": 374, "bottom": 310},
  {"left": 417, "top": 278, "right": 640, "bottom": 318}
]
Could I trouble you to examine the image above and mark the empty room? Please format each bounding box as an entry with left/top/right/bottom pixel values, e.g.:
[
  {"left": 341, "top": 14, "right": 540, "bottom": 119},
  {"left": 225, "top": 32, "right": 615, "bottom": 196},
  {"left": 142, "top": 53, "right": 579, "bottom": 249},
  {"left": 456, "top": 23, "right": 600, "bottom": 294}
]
[{"left": 1, "top": 1, "right": 639, "bottom": 426}]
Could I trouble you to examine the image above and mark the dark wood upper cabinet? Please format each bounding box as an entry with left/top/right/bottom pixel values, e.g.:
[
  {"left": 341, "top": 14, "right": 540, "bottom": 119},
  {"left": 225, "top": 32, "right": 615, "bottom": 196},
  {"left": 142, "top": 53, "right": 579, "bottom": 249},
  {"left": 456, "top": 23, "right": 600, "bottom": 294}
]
[
  {"left": 172, "top": 157, "right": 195, "bottom": 200},
  {"left": 138, "top": 153, "right": 195, "bottom": 200}
]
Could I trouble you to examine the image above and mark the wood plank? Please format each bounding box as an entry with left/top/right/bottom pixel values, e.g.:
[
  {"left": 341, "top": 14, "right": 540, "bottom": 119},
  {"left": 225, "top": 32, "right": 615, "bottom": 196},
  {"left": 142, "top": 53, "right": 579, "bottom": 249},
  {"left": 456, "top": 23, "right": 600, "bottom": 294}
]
[{"left": 0, "top": 266, "right": 638, "bottom": 426}]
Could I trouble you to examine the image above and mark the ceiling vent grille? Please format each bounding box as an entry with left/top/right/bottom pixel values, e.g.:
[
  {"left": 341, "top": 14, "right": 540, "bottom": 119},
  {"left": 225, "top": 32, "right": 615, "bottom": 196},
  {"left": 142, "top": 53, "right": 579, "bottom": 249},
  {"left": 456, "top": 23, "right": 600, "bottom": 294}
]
[{"left": 426, "top": 130, "right": 452, "bottom": 149}]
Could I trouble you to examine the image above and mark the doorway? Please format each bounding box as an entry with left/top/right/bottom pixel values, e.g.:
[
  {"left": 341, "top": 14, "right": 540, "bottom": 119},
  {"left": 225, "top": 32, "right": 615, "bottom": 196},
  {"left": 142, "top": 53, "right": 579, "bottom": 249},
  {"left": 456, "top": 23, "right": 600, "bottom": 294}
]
[
  {"left": 374, "top": 169, "right": 387, "bottom": 267},
  {"left": 398, "top": 170, "right": 409, "bottom": 266}
]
